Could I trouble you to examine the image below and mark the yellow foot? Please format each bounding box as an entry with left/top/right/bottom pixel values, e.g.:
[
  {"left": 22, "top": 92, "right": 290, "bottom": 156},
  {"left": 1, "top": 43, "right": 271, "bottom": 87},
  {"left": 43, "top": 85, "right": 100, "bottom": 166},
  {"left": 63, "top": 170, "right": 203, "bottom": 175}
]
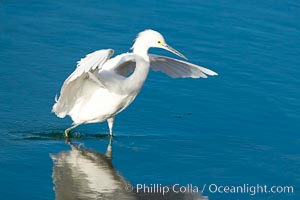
[
  {"left": 64, "top": 124, "right": 79, "bottom": 138},
  {"left": 64, "top": 128, "right": 71, "bottom": 138}
]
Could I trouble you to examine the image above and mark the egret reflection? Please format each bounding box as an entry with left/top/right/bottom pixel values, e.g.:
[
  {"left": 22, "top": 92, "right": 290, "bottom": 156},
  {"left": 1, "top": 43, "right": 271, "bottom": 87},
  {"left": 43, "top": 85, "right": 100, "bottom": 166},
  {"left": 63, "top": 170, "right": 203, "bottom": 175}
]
[{"left": 51, "top": 138, "right": 208, "bottom": 200}]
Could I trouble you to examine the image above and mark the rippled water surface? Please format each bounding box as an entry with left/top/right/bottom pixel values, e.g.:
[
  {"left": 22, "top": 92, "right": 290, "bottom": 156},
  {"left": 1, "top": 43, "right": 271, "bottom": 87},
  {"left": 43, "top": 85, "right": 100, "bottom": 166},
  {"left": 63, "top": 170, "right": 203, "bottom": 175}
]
[{"left": 0, "top": 1, "right": 299, "bottom": 199}]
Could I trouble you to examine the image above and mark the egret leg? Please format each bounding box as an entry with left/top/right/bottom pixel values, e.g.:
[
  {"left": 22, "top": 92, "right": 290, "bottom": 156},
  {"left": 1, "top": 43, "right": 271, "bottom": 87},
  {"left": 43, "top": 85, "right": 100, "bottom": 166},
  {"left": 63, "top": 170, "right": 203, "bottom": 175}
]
[
  {"left": 107, "top": 117, "right": 114, "bottom": 136},
  {"left": 64, "top": 124, "right": 80, "bottom": 138}
]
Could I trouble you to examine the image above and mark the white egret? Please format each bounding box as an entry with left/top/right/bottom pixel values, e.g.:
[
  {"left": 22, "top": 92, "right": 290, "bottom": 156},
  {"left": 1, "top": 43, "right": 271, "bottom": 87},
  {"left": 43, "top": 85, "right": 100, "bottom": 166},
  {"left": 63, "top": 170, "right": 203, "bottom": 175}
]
[{"left": 52, "top": 29, "right": 217, "bottom": 137}]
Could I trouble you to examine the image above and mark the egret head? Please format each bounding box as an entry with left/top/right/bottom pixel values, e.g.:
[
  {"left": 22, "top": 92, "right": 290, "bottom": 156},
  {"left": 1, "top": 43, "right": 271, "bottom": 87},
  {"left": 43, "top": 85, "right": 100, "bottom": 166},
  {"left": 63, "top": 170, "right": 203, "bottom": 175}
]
[{"left": 132, "top": 29, "right": 187, "bottom": 60}]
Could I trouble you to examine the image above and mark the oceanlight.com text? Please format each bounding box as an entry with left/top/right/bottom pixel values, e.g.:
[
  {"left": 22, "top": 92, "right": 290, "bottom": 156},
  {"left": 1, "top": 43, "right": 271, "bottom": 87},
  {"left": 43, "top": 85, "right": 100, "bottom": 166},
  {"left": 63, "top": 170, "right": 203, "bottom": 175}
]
[
  {"left": 207, "top": 184, "right": 294, "bottom": 196},
  {"left": 126, "top": 183, "right": 294, "bottom": 196}
]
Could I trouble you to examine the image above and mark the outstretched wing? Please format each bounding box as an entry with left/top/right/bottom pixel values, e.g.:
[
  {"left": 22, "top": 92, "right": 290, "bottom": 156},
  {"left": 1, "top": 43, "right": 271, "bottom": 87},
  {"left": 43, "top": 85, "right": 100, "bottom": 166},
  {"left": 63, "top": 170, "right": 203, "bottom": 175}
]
[
  {"left": 149, "top": 54, "right": 218, "bottom": 78},
  {"left": 52, "top": 49, "right": 114, "bottom": 118},
  {"left": 66, "top": 49, "right": 114, "bottom": 84}
]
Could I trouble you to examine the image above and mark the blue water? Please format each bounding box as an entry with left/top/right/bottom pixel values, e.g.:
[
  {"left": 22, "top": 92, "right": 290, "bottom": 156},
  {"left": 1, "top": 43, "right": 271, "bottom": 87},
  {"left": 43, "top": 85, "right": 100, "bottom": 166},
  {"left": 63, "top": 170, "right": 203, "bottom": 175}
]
[{"left": 1, "top": 0, "right": 299, "bottom": 199}]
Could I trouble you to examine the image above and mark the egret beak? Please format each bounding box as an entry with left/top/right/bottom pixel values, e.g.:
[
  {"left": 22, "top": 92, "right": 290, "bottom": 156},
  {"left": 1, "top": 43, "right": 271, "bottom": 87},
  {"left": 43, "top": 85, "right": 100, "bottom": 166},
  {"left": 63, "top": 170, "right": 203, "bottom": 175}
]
[{"left": 163, "top": 43, "right": 188, "bottom": 60}]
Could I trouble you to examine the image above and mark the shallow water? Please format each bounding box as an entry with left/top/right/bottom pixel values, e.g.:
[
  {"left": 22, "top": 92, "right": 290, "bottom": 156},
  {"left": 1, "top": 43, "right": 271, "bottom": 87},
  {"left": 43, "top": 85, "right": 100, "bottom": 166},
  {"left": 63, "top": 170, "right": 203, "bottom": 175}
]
[{"left": 1, "top": 1, "right": 299, "bottom": 199}]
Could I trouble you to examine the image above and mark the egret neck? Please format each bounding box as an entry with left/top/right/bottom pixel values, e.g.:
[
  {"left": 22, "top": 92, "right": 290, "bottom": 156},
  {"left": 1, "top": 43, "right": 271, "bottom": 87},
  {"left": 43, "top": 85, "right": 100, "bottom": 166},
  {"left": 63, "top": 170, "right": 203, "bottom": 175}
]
[
  {"left": 132, "top": 38, "right": 151, "bottom": 62},
  {"left": 124, "top": 54, "right": 150, "bottom": 94}
]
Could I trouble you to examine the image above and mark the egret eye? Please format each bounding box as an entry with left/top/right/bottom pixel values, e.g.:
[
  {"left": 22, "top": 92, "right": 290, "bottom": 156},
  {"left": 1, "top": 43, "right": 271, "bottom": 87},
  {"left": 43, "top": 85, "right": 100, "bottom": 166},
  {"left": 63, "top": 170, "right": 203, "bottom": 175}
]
[{"left": 158, "top": 41, "right": 161, "bottom": 44}]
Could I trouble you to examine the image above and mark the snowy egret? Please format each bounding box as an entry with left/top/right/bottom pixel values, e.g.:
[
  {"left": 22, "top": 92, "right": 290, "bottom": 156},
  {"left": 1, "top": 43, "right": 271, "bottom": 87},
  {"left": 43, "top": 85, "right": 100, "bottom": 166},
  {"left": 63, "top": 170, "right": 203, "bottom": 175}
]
[{"left": 52, "top": 29, "right": 217, "bottom": 137}]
